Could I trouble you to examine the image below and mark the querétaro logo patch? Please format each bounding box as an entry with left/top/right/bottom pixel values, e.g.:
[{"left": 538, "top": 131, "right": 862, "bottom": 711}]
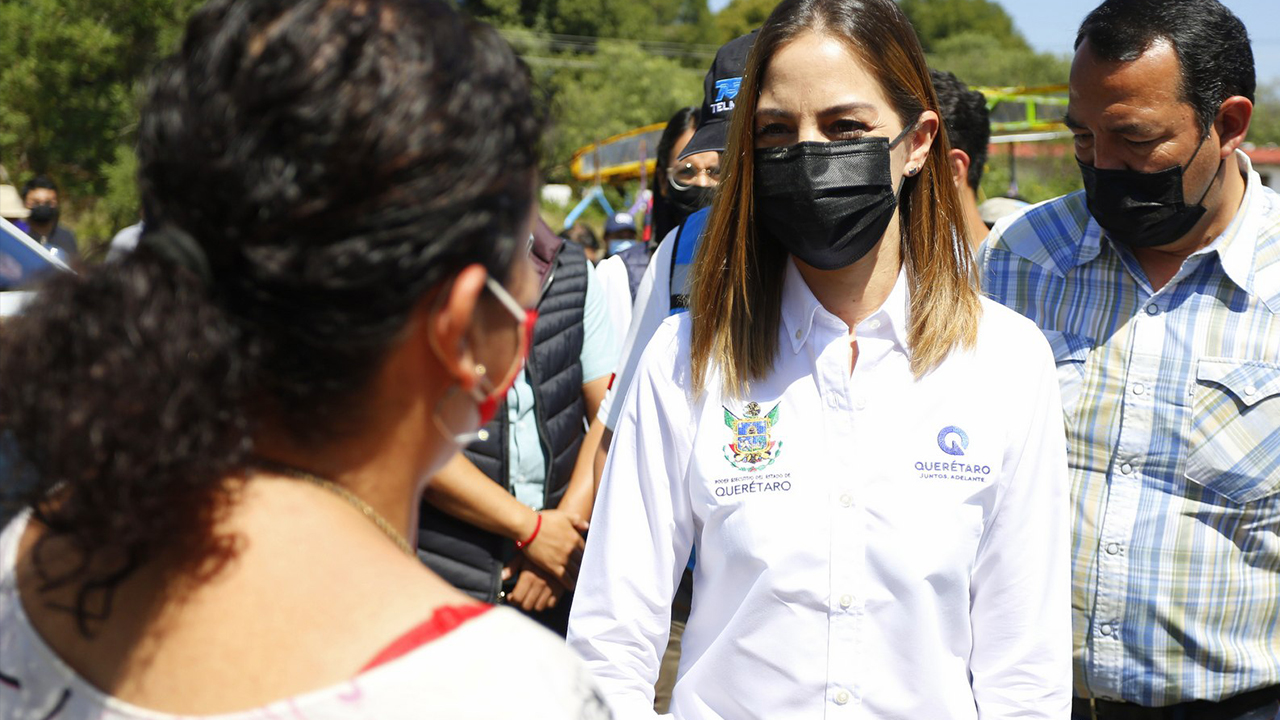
[
  {"left": 937, "top": 426, "right": 969, "bottom": 456},
  {"left": 723, "top": 401, "right": 782, "bottom": 472}
]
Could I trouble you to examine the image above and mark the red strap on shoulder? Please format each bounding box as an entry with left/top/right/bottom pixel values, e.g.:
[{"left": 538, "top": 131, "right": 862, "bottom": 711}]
[{"left": 361, "top": 603, "right": 493, "bottom": 672}]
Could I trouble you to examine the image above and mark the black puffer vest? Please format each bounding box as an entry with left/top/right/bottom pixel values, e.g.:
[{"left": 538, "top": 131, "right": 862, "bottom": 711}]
[{"left": 417, "top": 229, "right": 588, "bottom": 601}]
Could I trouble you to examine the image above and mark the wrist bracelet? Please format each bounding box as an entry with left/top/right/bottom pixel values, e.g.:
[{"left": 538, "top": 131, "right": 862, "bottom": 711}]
[{"left": 516, "top": 512, "right": 542, "bottom": 550}]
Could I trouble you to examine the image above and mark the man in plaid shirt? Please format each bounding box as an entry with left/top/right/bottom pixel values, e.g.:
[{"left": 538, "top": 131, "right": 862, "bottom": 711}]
[{"left": 980, "top": 1, "right": 1280, "bottom": 718}]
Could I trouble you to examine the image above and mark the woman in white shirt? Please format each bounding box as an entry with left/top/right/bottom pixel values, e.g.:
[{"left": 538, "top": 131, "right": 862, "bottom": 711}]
[
  {"left": 567, "top": 0, "right": 1071, "bottom": 718},
  {"left": 0, "top": 1, "right": 606, "bottom": 718}
]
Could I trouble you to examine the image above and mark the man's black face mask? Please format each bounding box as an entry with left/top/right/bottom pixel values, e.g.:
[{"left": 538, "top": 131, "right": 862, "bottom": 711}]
[
  {"left": 1078, "top": 132, "right": 1222, "bottom": 249},
  {"left": 27, "top": 203, "right": 58, "bottom": 225}
]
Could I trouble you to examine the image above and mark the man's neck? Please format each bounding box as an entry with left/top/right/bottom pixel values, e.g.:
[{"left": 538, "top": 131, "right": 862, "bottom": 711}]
[
  {"left": 29, "top": 221, "right": 55, "bottom": 238},
  {"left": 1132, "top": 154, "right": 1246, "bottom": 292},
  {"left": 961, "top": 188, "right": 988, "bottom": 249}
]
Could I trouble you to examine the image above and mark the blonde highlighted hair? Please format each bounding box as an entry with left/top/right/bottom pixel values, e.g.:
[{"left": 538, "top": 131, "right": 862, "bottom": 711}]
[{"left": 687, "top": 0, "right": 982, "bottom": 397}]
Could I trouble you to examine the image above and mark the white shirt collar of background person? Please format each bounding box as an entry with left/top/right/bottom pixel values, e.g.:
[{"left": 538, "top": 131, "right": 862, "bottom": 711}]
[{"left": 567, "top": 255, "right": 1072, "bottom": 720}]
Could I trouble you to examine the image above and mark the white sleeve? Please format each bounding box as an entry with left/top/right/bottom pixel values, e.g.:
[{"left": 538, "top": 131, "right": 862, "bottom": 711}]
[
  {"left": 595, "top": 256, "right": 634, "bottom": 350},
  {"left": 599, "top": 228, "right": 677, "bottom": 431},
  {"left": 968, "top": 333, "right": 1073, "bottom": 719},
  {"left": 568, "top": 318, "right": 695, "bottom": 720}
]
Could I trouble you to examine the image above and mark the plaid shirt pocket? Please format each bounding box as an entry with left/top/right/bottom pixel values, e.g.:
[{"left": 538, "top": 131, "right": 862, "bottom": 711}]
[{"left": 1185, "top": 358, "right": 1280, "bottom": 504}]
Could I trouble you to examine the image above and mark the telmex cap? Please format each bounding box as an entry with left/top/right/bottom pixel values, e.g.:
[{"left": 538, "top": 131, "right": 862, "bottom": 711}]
[{"left": 677, "top": 30, "right": 758, "bottom": 162}]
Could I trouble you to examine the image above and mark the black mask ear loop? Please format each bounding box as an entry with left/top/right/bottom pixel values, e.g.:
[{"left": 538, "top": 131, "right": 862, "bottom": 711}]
[
  {"left": 1185, "top": 130, "right": 1225, "bottom": 208},
  {"left": 888, "top": 119, "right": 916, "bottom": 151},
  {"left": 890, "top": 119, "right": 920, "bottom": 194}
]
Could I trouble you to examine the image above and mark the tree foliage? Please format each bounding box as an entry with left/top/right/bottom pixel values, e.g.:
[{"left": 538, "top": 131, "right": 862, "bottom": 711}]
[
  {"left": 1249, "top": 81, "right": 1280, "bottom": 148},
  {"left": 0, "top": 0, "right": 199, "bottom": 241},
  {"left": 535, "top": 44, "right": 704, "bottom": 183},
  {"left": 926, "top": 32, "right": 1069, "bottom": 88},
  {"left": 463, "top": 0, "right": 715, "bottom": 45},
  {"left": 899, "top": 0, "right": 1029, "bottom": 52},
  {"left": 714, "top": 0, "right": 777, "bottom": 42}
]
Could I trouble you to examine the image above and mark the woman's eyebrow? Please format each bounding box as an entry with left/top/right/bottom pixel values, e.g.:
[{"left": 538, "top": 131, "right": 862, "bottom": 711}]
[
  {"left": 755, "top": 107, "right": 794, "bottom": 120},
  {"left": 817, "top": 101, "right": 876, "bottom": 116}
]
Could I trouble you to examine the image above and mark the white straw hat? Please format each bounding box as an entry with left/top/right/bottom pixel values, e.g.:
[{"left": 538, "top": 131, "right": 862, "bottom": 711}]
[{"left": 0, "top": 184, "right": 29, "bottom": 220}]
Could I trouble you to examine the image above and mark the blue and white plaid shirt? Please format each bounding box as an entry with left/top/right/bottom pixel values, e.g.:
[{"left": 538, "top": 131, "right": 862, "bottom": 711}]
[{"left": 980, "top": 151, "right": 1280, "bottom": 706}]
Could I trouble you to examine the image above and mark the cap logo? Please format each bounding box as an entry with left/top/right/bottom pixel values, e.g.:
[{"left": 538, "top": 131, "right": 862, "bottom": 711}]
[{"left": 712, "top": 77, "right": 742, "bottom": 114}]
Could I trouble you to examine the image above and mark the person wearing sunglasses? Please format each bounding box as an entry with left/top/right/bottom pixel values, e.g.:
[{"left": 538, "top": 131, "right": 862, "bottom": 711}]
[
  {"left": 0, "top": 1, "right": 610, "bottom": 717},
  {"left": 418, "top": 215, "right": 618, "bottom": 636},
  {"left": 647, "top": 106, "right": 719, "bottom": 253}
]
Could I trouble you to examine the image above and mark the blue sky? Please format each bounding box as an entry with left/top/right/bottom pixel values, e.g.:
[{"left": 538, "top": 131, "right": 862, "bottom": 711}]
[{"left": 706, "top": 0, "right": 1280, "bottom": 86}]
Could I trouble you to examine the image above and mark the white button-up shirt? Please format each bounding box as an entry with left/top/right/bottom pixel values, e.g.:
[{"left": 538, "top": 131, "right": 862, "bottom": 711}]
[{"left": 568, "top": 260, "right": 1072, "bottom": 720}]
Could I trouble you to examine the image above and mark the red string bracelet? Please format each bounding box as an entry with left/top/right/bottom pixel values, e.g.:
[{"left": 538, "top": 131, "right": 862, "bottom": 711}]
[{"left": 516, "top": 512, "right": 542, "bottom": 550}]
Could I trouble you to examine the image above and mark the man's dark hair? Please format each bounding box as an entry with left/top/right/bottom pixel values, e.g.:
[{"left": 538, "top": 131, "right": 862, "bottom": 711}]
[
  {"left": 20, "top": 174, "right": 57, "bottom": 201},
  {"left": 0, "top": 0, "right": 543, "bottom": 631},
  {"left": 564, "top": 221, "right": 601, "bottom": 254},
  {"left": 1075, "top": 0, "right": 1254, "bottom": 134},
  {"left": 930, "top": 69, "right": 989, "bottom": 190}
]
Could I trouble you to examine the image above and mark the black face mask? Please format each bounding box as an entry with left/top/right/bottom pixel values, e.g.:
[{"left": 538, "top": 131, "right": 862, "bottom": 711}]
[
  {"left": 28, "top": 202, "right": 58, "bottom": 225},
  {"left": 668, "top": 183, "right": 714, "bottom": 217},
  {"left": 754, "top": 124, "right": 912, "bottom": 270},
  {"left": 1078, "top": 134, "right": 1222, "bottom": 249}
]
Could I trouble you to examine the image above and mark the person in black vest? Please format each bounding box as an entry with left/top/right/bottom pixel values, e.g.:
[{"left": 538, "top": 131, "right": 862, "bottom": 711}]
[{"left": 419, "top": 217, "right": 618, "bottom": 635}]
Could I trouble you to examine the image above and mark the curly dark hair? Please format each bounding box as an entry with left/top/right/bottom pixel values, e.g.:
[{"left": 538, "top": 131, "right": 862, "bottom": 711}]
[
  {"left": 1076, "top": 0, "right": 1254, "bottom": 135},
  {"left": 0, "top": 0, "right": 543, "bottom": 631}
]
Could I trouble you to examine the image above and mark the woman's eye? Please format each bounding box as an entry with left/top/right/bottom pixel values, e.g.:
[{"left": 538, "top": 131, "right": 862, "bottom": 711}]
[
  {"left": 831, "top": 120, "right": 868, "bottom": 137},
  {"left": 757, "top": 123, "right": 792, "bottom": 136}
]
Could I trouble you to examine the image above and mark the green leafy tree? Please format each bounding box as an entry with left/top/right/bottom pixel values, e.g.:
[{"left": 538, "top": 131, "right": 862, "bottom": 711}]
[
  {"left": 1249, "top": 81, "right": 1280, "bottom": 147},
  {"left": 0, "top": 0, "right": 199, "bottom": 243},
  {"left": 927, "top": 32, "right": 1069, "bottom": 87},
  {"left": 464, "top": 0, "right": 714, "bottom": 43},
  {"left": 899, "top": 0, "right": 1029, "bottom": 52},
  {"left": 714, "top": 0, "right": 776, "bottom": 42},
  {"left": 538, "top": 42, "right": 704, "bottom": 182}
]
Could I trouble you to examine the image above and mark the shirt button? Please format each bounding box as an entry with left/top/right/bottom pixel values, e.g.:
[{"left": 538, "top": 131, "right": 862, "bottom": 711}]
[
  {"left": 795, "top": 329, "right": 802, "bottom": 340},
  {"left": 854, "top": 396, "right": 867, "bottom": 410},
  {"left": 835, "top": 690, "right": 850, "bottom": 705},
  {"left": 1120, "top": 462, "right": 1133, "bottom": 475},
  {"left": 1105, "top": 542, "right": 1121, "bottom": 555},
  {"left": 867, "top": 318, "right": 882, "bottom": 330},
  {"left": 839, "top": 594, "right": 854, "bottom": 608},
  {"left": 826, "top": 391, "right": 839, "bottom": 408},
  {"left": 839, "top": 493, "right": 853, "bottom": 508},
  {"left": 1100, "top": 623, "right": 1116, "bottom": 636},
  {"left": 1245, "top": 385, "right": 1258, "bottom": 397},
  {"left": 1145, "top": 304, "right": 1160, "bottom": 315},
  {"left": 1132, "top": 383, "right": 1146, "bottom": 396}
]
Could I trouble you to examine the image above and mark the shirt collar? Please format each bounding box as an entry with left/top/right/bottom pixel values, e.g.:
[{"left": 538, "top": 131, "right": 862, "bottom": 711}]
[
  {"left": 1211, "top": 150, "right": 1263, "bottom": 299},
  {"left": 781, "top": 258, "right": 909, "bottom": 354},
  {"left": 1080, "top": 150, "right": 1265, "bottom": 294}
]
